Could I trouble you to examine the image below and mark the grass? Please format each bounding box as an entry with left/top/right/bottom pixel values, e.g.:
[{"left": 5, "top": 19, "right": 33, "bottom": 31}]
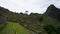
[{"left": 0, "top": 22, "right": 31, "bottom": 34}]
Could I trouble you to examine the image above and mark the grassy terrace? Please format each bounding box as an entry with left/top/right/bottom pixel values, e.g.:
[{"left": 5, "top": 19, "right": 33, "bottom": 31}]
[{"left": 0, "top": 22, "right": 31, "bottom": 34}]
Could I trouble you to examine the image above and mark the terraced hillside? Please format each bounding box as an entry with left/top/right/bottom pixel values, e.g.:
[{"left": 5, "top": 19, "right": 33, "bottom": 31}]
[{"left": 0, "top": 22, "right": 34, "bottom": 34}]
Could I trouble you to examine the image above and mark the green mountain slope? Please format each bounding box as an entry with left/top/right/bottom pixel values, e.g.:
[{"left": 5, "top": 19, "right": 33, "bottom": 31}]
[
  {"left": 0, "top": 5, "right": 60, "bottom": 34},
  {"left": 0, "top": 22, "right": 32, "bottom": 34}
]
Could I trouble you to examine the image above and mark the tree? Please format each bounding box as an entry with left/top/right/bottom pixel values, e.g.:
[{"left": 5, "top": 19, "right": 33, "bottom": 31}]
[{"left": 43, "top": 24, "right": 57, "bottom": 34}]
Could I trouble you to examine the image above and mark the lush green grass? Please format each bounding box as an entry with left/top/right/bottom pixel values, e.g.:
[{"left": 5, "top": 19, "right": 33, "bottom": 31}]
[{"left": 0, "top": 22, "right": 31, "bottom": 34}]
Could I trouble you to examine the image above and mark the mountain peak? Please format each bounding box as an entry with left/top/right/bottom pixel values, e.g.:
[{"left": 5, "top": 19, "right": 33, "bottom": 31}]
[
  {"left": 49, "top": 4, "right": 55, "bottom": 8},
  {"left": 44, "top": 4, "right": 60, "bottom": 21},
  {"left": 44, "top": 4, "right": 57, "bottom": 15},
  {"left": 47, "top": 4, "right": 57, "bottom": 10}
]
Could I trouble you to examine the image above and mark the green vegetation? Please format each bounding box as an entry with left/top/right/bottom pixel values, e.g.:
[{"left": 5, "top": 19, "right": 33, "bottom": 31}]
[
  {"left": 0, "top": 22, "right": 31, "bottom": 34},
  {"left": 0, "top": 4, "right": 60, "bottom": 34}
]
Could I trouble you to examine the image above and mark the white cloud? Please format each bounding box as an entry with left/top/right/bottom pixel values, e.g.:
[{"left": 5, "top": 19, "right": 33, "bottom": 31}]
[{"left": 0, "top": 0, "right": 60, "bottom": 14}]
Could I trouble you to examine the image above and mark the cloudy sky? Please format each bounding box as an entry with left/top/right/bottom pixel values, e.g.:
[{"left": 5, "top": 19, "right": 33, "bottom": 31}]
[{"left": 0, "top": 0, "right": 60, "bottom": 14}]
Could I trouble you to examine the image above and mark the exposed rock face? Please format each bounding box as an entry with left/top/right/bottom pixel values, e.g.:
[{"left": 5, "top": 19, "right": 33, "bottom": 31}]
[{"left": 44, "top": 4, "right": 60, "bottom": 21}]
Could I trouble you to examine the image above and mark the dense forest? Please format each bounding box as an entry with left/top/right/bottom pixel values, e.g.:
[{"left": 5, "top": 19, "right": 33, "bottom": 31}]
[{"left": 0, "top": 4, "right": 60, "bottom": 34}]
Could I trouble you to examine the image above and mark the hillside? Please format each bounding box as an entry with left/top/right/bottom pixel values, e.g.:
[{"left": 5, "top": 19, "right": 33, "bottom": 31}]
[
  {"left": 0, "top": 22, "right": 35, "bottom": 34},
  {"left": 0, "top": 4, "right": 60, "bottom": 34}
]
